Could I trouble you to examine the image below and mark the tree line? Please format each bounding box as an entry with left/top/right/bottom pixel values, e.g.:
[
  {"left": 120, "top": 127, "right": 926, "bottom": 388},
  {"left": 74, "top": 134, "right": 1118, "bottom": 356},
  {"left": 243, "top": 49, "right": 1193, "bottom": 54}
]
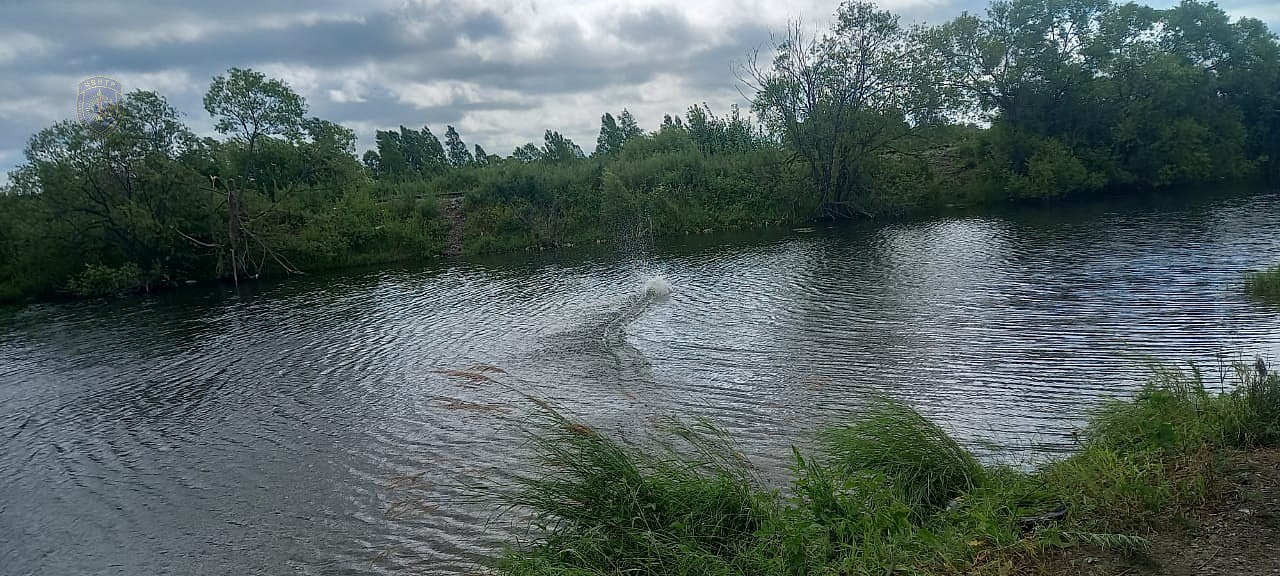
[{"left": 1, "top": 0, "right": 1276, "bottom": 300}]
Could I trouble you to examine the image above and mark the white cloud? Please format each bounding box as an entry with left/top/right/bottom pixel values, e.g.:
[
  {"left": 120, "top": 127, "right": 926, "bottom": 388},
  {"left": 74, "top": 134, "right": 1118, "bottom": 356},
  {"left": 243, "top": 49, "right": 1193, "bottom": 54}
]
[
  {"left": 1226, "top": 2, "right": 1280, "bottom": 25},
  {"left": 253, "top": 63, "right": 325, "bottom": 99},
  {"left": 106, "top": 20, "right": 222, "bottom": 48},
  {"left": 112, "top": 69, "right": 200, "bottom": 97},
  {"left": 393, "top": 80, "right": 529, "bottom": 109},
  {"left": 255, "top": 12, "right": 368, "bottom": 31},
  {"left": 0, "top": 97, "right": 57, "bottom": 123},
  {"left": 328, "top": 88, "right": 366, "bottom": 104},
  {"left": 455, "top": 72, "right": 749, "bottom": 154},
  {"left": 0, "top": 32, "right": 52, "bottom": 64},
  {"left": 1, "top": 0, "right": 1276, "bottom": 179}
]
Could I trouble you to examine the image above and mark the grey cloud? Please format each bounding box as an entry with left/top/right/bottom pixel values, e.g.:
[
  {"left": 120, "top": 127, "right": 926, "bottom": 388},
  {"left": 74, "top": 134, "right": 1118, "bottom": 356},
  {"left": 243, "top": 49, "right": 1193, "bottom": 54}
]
[
  {"left": 614, "top": 7, "right": 698, "bottom": 46},
  {"left": 456, "top": 10, "right": 509, "bottom": 40},
  {"left": 82, "top": 16, "right": 437, "bottom": 72},
  {"left": 1, "top": 0, "right": 1276, "bottom": 180}
]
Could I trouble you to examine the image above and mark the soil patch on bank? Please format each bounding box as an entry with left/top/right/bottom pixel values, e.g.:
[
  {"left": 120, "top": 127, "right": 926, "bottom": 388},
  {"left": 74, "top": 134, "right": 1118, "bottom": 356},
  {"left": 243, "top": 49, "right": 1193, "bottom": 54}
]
[{"left": 1048, "top": 448, "right": 1280, "bottom": 575}]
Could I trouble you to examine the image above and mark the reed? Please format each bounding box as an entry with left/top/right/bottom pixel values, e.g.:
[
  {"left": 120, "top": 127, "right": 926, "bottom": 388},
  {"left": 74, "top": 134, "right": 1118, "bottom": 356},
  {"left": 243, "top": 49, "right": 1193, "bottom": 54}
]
[
  {"left": 498, "top": 410, "right": 767, "bottom": 576},
  {"left": 820, "top": 398, "right": 984, "bottom": 515},
  {"left": 1245, "top": 265, "right": 1280, "bottom": 303},
  {"left": 491, "top": 362, "right": 1280, "bottom": 576}
]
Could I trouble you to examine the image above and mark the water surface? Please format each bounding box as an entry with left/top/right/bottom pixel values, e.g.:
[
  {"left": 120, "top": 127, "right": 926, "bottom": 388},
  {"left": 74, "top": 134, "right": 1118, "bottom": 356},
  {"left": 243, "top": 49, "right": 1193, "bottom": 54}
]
[{"left": 3, "top": 190, "right": 1279, "bottom": 575}]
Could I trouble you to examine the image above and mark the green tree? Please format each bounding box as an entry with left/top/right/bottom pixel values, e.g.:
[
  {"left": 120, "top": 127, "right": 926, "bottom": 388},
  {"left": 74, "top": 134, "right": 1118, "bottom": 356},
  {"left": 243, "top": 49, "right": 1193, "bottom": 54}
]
[
  {"left": 746, "top": 1, "right": 933, "bottom": 216},
  {"left": 20, "top": 90, "right": 205, "bottom": 291},
  {"left": 203, "top": 68, "right": 307, "bottom": 195},
  {"left": 362, "top": 150, "right": 381, "bottom": 175},
  {"left": 445, "top": 125, "right": 474, "bottom": 167},
  {"left": 540, "top": 130, "right": 585, "bottom": 163},
  {"left": 923, "top": 0, "right": 1274, "bottom": 193},
  {"left": 299, "top": 117, "right": 361, "bottom": 192},
  {"left": 618, "top": 109, "right": 644, "bottom": 141},
  {"left": 511, "top": 142, "right": 543, "bottom": 163},
  {"left": 596, "top": 112, "right": 623, "bottom": 156},
  {"left": 372, "top": 130, "right": 407, "bottom": 177},
  {"left": 418, "top": 126, "right": 449, "bottom": 172}
]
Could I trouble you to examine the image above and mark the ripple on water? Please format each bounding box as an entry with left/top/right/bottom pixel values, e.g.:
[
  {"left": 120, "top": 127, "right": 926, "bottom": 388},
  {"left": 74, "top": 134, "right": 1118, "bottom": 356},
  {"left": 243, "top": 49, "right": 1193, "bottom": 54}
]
[{"left": 2, "top": 191, "right": 1280, "bottom": 574}]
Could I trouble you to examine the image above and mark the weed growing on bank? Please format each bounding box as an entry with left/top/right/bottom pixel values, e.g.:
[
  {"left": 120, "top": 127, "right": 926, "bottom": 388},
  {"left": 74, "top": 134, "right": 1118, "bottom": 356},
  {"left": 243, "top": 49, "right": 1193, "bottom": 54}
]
[
  {"left": 491, "top": 362, "right": 1280, "bottom": 575},
  {"left": 1246, "top": 265, "right": 1280, "bottom": 304}
]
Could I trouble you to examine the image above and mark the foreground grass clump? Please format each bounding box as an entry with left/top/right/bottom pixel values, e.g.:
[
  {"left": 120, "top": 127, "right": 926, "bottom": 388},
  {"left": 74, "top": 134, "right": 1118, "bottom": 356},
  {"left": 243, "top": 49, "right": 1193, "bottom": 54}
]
[
  {"left": 1047, "top": 363, "right": 1280, "bottom": 531},
  {"left": 1245, "top": 265, "right": 1280, "bottom": 304},
  {"left": 821, "top": 400, "right": 984, "bottom": 515},
  {"left": 498, "top": 412, "right": 768, "bottom": 575},
  {"left": 495, "top": 364, "right": 1280, "bottom": 576}
]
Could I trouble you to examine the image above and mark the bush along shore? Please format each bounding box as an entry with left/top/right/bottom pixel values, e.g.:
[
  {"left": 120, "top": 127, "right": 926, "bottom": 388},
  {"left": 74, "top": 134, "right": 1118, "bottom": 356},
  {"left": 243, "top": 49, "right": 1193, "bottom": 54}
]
[
  {"left": 3, "top": 0, "right": 1278, "bottom": 301},
  {"left": 488, "top": 362, "right": 1280, "bottom": 576},
  {"left": 1246, "top": 265, "right": 1280, "bottom": 305}
]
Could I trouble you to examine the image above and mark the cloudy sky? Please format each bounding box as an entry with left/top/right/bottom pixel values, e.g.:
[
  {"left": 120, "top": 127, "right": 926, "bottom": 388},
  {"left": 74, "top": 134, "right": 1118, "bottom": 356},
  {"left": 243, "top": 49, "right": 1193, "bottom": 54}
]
[{"left": 1, "top": 0, "right": 1277, "bottom": 180}]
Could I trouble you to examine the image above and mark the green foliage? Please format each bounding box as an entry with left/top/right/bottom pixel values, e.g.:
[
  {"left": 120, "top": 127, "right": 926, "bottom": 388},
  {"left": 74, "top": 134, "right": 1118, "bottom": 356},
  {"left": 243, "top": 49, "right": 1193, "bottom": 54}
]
[
  {"left": 4, "top": 90, "right": 213, "bottom": 298},
  {"left": 3, "top": 0, "right": 1279, "bottom": 301},
  {"left": 445, "top": 125, "right": 473, "bottom": 167},
  {"left": 261, "top": 181, "right": 445, "bottom": 270},
  {"left": 540, "top": 130, "right": 586, "bottom": 164},
  {"left": 1246, "top": 265, "right": 1280, "bottom": 304},
  {"left": 499, "top": 411, "right": 766, "bottom": 576},
  {"left": 366, "top": 125, "right": 450, "bottom": 179},
  {"left": 1041, "top": 363, "right": 1279, "bottom": 535},
  {"left": 821, "top": 399, "right": 985, "bottom": 515},
  {"left": 204, "top": 67, "right": 307, "bottom": 144},
  {"left": 492, "top": 363, "right": 1280, "bottom": 576},
  {"left": 748, "top": 1, "right": 935, "bottom": 217},
  {"left": 927, "top": 0, "right": 1279, "bottom": 198},
  {"left": 66, "top": 263, "right": 144, "bottom": 297},
  {"left": 203, "top": 68, "right": 307, "bottom": 198},
  {"left": 444, "top": 120, "right": 802, "bottom": 255},
  {"left": 0, "top": 72, "right": 446, "bottom": 301},
  {"left": 1088, "top": 363, "right": 1280, "bottom": 453},
  {"left": 595, "top": 112, "right": 625, "bottom": 157},
  {"left": 999, "top": 136, "right": 1106, "bottom": 199}
]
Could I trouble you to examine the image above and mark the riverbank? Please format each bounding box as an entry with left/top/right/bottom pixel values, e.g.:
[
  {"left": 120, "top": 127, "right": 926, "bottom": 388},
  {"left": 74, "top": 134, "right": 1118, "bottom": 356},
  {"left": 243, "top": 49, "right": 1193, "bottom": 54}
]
[
  {"left": 1047, "top": 446, "right": 1280, "bottom": 575},
  {"left": 489, "top": 362, "right": 1280, "bottom": 576},
  {"left": 6, "top": 197, "right": 1280, "bottom": 574}
]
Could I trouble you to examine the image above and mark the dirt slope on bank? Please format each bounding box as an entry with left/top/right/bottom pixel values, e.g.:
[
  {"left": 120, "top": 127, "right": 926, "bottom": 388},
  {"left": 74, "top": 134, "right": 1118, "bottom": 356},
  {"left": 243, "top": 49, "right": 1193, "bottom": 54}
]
[{"left": 1052, "top": 448, "right": 1280, "bottom": 575}]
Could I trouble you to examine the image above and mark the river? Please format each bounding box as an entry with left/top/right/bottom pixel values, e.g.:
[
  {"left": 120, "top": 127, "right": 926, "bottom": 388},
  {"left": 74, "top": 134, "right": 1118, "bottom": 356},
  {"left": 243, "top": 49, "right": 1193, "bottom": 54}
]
[{"left": 2, "top": 189, "right": 1279, "bottom": 575}]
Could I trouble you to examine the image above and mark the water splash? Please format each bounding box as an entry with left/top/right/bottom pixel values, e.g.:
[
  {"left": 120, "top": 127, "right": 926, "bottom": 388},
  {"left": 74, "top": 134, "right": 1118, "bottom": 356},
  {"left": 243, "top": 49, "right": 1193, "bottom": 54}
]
[
  {"left": 601, "top": 273, "right": 671, "bottom": 350},
  {"left": 598, "top": 193, "right": 669, "bottom": 347},
  {"left": 644, "top": 275, "right": 672, "bottom": 300}
]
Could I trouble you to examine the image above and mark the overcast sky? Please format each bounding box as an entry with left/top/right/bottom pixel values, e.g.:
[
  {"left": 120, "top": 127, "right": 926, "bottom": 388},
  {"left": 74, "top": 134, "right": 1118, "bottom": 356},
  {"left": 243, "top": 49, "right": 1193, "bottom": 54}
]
[{"left": 1, "top": 0, "right": 1277, "bottom": 180}]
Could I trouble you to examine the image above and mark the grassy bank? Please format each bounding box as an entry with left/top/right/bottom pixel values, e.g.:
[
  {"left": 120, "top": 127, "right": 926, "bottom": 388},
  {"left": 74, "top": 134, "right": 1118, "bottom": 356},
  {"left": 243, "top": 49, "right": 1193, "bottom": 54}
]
[
  {"left": 1246, "top": 265, "right": 1280, "bottom": 304},
  {"left": 5, "top": 0, "right": 1276, "bottom": 303},
  {"left": 490, "top": 362, "right": 1280, "bottom": 575}
]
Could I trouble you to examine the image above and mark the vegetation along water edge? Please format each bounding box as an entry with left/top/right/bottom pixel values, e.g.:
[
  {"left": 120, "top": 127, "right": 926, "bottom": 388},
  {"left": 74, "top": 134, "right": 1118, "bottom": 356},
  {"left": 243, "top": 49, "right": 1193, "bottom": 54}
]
[
  {"left": 454, "top": 361, "right": 1280, "bottom": 576},
  {"left": 2, "top": 0, "right": 1278, "bottom": 301}
]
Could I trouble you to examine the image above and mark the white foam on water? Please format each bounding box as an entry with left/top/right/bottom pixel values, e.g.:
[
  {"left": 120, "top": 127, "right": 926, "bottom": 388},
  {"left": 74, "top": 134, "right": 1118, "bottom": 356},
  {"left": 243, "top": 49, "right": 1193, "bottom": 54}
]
[{"left": 643, "top": 275, "right": 671, "bottom": 300}]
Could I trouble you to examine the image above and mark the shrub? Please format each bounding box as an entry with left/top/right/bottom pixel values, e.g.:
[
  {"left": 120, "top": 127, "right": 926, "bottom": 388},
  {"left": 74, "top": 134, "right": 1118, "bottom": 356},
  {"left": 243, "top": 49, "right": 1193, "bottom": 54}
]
[
  {"left": 66, "top": 262, "right": 144, "bottom": 297},
  {"left": 490, "top": 363, "right": 1280, "bottom": 575},
  {"left": 1245, "top": 265, "right": 1280, "bottom": 304},
  {"left": 499, "top": 411, "right": 767, "bottom": 576},
  {"left": 821, "top": 398, "right": 984, "bottom": 515}
]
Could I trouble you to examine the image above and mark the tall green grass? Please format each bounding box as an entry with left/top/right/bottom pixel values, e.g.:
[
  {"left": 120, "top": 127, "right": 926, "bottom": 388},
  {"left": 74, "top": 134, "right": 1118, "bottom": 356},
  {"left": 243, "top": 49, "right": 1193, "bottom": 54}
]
[
  {"left": 1246, "top": 265, "right": 1280, "bottom": 304},
  {"left": 492, "top": 363, "right": 1280, "bottom": 576},
  {"left": 1088, "top": 362, "right": 1280, "bottom": 452},
  {"left": 498, "top": 411, "right": 767, "bottom": 576},
  {"left": 821, "top": 399, "right": 984, "bottom": 515}
]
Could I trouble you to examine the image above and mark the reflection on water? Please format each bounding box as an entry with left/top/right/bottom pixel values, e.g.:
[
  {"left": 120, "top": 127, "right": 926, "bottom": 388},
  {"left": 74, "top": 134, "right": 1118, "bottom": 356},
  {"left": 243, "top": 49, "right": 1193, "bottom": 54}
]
[{"left": 2, "top": 190, "right": 1279, "bottom": 575}]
